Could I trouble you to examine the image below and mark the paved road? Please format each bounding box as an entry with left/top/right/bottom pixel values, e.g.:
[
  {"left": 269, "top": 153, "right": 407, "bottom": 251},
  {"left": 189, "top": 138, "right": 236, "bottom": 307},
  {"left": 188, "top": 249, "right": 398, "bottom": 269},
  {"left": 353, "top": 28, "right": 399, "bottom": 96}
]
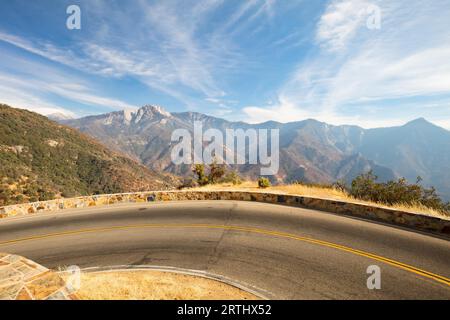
[{"left": 0, "top": 201, "right": 449, "bottom": 299}]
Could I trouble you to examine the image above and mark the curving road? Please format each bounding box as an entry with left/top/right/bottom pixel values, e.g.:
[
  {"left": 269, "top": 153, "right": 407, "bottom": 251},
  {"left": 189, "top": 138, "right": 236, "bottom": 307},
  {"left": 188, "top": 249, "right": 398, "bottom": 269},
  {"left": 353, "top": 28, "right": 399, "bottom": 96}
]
[{"left": 0, "top": 201, "right": 449, "bottom": 299}]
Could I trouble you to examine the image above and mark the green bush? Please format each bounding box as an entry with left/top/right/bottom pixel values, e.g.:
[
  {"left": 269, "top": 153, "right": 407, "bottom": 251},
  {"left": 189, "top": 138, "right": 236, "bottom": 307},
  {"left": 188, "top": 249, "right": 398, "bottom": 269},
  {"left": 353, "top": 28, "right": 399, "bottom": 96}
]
[
  {"left": 258, "top": 177, "right": 271, "bottom": 189},
  {"left": 193, "top": 164, "right": 209, "bottom": 186},
  {"left": 221, "top": 170, "right": 242, "bottom": 185},
  {"left": 192, "top": 161, "right": 235, "bottom": 186},
  {"left": 208, "top": 160, "right": 226, "bottom": 184},
  {"left": 349, "top": 171, "right": 450, "bottom": 213}
]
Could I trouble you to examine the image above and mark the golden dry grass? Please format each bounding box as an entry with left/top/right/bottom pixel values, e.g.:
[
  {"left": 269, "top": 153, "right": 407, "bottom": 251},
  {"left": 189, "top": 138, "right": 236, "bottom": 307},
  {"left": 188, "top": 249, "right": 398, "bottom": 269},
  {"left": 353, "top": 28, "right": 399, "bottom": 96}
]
[
  {"left": 189, "top": 181, "right": 450, "bottom": 220},
  {"left": 64, "top": 270, "right": 259, "bottom": 300}
]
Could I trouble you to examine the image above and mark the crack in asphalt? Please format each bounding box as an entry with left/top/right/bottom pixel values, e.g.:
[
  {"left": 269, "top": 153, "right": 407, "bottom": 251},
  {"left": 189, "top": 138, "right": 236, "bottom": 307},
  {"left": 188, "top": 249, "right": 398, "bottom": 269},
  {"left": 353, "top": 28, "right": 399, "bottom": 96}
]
[{"left": 205, "top": 203, "right": 237, "bottom": 271}]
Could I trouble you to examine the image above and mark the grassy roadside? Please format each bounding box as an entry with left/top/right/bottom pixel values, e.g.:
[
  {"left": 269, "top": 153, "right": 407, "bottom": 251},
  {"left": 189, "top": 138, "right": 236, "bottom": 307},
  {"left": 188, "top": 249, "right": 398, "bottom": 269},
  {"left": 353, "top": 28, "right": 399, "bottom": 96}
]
[{"left": 188, "top": 181, "right": 450, "bottom": 220}]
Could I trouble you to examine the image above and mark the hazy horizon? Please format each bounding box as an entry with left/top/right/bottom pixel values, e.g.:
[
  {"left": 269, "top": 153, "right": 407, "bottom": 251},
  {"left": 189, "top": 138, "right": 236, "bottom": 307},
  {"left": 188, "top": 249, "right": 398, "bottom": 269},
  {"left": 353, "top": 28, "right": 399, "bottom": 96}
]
[{"left": 40, "top": 103, "right": 450, "bottom": 131}]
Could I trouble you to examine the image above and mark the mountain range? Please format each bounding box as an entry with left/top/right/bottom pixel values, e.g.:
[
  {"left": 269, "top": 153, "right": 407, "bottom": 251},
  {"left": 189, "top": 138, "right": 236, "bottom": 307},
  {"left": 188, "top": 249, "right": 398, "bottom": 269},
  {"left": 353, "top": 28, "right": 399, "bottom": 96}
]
[
  {"left": 0, "top": 104, "right": 178, "bottom": 206},
  {"left": 62, "top": 105, "right": 450, "bottom": 200}
]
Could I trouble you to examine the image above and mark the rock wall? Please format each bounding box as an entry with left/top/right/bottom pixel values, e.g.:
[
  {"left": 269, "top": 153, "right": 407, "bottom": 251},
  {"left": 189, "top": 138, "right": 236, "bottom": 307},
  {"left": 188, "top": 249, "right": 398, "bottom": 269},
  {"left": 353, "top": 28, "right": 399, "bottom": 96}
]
[
  {"left": 0, "top": 253, "right": 78, "bottom": 300},
  {"left": 1, "top": 191, "right": 449, "bottom": 237}
]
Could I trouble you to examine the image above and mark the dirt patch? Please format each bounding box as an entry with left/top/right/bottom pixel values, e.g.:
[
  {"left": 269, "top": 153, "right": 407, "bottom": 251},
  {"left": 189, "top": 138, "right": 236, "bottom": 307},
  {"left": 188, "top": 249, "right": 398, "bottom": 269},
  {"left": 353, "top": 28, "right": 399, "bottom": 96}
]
[{"left": 68, "top": 270, "right": 260, "bottom": 300}]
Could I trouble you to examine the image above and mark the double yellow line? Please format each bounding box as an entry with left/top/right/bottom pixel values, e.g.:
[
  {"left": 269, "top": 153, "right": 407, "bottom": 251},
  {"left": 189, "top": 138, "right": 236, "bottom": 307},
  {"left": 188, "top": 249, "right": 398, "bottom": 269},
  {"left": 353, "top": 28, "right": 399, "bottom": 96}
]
[{"left": 1, "top": 223, "right": 449, "bottom": 287}]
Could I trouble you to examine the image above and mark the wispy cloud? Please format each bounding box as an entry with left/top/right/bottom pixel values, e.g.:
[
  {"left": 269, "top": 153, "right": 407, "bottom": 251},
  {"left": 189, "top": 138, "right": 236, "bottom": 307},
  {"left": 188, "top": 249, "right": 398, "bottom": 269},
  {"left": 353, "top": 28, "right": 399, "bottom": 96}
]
[
  {"left": 0, "top": 83, "right": 75, "bottom": 116},
  {"left": 0, "top": 49, "right": 136, "bottom": 115},
  {"left": 316, "top": 0, "right": 372, "bottom": 52},
  {"left": 245, "top": 0, "right": 450, "bottom": 128},
  {"left": 0, "top": 0, "right": 279, "bottom": 112}
]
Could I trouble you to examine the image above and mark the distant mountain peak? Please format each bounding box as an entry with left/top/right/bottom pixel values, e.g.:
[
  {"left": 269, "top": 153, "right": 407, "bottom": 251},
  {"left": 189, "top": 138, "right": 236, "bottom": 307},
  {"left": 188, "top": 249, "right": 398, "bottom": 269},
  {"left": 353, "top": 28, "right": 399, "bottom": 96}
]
[
  {"left": 139, "top": 105, "right": 172, "bottom": 118},
  {"left": 404, "top": 117, "right": 433, "bottom": 127},
  {"left": 128, "top": 105, "right": 172, "bottom": 124}
]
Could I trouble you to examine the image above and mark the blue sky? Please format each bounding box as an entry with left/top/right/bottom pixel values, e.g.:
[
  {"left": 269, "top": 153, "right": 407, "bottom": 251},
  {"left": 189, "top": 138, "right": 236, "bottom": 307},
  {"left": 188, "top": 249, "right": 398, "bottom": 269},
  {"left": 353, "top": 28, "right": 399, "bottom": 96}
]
[{"left": 0, "top": 0, "right": 449, "bottom": 129}]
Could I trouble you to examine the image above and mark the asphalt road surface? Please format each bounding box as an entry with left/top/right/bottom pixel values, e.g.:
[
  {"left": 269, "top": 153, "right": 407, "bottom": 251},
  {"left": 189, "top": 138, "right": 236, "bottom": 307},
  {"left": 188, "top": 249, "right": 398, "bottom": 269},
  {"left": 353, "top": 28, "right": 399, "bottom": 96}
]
[{"left": 0, "top": 201, "right": 449, "bottom": 299}]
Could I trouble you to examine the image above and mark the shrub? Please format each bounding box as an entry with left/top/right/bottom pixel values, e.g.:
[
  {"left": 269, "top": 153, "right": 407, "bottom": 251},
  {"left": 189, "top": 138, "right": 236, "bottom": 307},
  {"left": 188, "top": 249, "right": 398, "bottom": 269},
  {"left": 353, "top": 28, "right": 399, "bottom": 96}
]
[
  {"left": 38, "top": 189, "right": 55, "bottom": 201},
  {"left": 192, "top": 161, "right": 234, "bottom": 186},
  {"left": 332, "top": 180, "right": 348, "bottom": 192},
  {"left": 221, "top": 170, "right": 242, "bottom": 185},
  {"left": 208, "top": 160, "right": 226, "bottom": 184},
  {"left": 193, "top": 164, "right": 209, "bottom": 186},
  {"left": 258, "top": 177, "right": 271, "bottom": 189},
  {"left": 349, "top": 171, "right": 450, "bottom": 214}
]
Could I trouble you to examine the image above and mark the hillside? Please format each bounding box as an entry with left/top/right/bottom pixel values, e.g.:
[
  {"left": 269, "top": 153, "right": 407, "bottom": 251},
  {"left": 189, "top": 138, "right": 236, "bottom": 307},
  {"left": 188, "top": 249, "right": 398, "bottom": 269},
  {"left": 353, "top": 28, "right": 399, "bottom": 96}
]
[{"left": 0, "top": 104, "right": 178, "bottom": 206}]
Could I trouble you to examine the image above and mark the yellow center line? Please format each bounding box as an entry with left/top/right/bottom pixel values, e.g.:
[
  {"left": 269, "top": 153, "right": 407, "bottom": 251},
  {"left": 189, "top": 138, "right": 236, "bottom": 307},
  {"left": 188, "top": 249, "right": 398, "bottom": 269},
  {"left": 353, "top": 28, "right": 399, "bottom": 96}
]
[{"left": 1, "top": 223, "right": 449, "bottom": 287}]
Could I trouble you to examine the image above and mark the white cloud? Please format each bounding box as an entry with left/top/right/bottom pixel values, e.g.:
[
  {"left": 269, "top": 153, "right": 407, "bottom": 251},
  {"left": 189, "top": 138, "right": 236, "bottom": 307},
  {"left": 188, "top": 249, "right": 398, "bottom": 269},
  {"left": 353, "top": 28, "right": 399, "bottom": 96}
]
[
  {"left": 246, "top": 0, "right": 450, "bottom": 128},
  {"left": 434, "top": 119, "right": 450, "bottom": 130},
  {"left": 0, "top": 51, "right": 136, "bottom": 114},
  {"left": 243, "top": 97, "right": 310, "bottom": 123},
  {"left": 316, "top": 0, "right": 372, "bottom": 52},
  {"left": 0, "top": 31, "right": 89, "bottom": 71},
  {"left": 45, "top": 83, "right": 137, "bottom": 110},
  {"left": 0, "top": 0, "right": 283, "bottom": 116},
  {"left": 243, "top": 100, "right": 413, "bottom": 128},
  {"left": 0, "top": 83, "right": 75, "bottom": 116}
]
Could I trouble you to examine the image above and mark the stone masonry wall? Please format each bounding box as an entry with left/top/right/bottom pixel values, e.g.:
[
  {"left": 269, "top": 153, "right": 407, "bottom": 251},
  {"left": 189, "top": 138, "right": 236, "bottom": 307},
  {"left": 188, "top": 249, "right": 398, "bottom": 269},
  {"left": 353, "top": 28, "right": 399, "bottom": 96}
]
[
  {"left": 0, "top": 253, "right": 77, "bottom": 300},
  {"left": 0, "top": 191, "right": 449, "bottom": 237}
]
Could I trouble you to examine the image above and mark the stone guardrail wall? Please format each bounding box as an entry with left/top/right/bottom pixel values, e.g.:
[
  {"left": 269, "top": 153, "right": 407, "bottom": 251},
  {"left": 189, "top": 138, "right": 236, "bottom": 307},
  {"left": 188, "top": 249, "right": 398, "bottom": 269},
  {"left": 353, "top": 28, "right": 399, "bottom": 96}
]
[
  {"left": 0, "top": 191, "right": 449, "bottom": 237},
  {"left": 0, "top": 253, "right": 77, "bottom": 300}
]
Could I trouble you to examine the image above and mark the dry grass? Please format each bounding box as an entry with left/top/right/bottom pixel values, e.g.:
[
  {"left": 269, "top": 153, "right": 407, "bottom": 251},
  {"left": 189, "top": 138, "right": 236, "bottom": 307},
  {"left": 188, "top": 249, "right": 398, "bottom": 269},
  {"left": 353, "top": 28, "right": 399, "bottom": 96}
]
[
  {"left": 189, "top": 181, "right": 450, "bottom": 220},
  {"left": 64, "top": 270, "right": 259, "bottom": 300}
]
